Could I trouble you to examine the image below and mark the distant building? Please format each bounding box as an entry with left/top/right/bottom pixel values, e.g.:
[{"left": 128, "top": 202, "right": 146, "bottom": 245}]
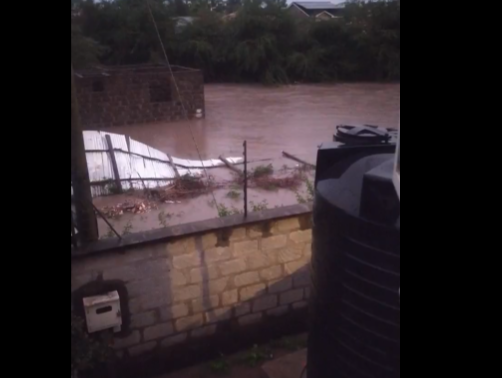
[
  {"left": 288, "top": 2, "right": 345, "bottom": 20},
  {"left": 74, "top": 64, "right": 205, "bottom": 127},
  {"left": 222, "top": 11, "right": 238, "bottom": 22},
  {"left": 173, "top": 16, "right": 197, "bottom": 34}
]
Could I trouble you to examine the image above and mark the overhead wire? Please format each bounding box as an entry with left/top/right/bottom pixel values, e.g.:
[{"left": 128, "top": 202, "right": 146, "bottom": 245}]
[{"left": 144, "top": 0, "right": 222, "bottom": 218}]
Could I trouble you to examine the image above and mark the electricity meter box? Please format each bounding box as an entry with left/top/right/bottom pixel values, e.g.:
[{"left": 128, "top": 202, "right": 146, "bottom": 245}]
[{"left": 83, "top": 290, "right": 122, "bottom": 333}]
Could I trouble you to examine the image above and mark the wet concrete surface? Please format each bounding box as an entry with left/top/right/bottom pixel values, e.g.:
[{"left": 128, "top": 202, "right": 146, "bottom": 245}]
[
  {"left": 262, "top": 349, "right": 307, "bottom": 378},
  {"left": 95, "top": 83, "right": 400, "bottom": 237},
  {"left": 151, "top": 339, "right": 307, "bottom": 378},
  {"left": 153, "top": 362, "right": 269, "bottom": 378}
]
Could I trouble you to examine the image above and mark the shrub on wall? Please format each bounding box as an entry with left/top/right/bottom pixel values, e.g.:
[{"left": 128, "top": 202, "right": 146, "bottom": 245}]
[{"left": 71, "top": 312, "right": 111, "bottom": 377}]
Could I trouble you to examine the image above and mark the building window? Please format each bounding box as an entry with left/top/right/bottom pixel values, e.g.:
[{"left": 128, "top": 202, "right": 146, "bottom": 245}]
[
  {"left": 92, "top": 80, "right": 105, "bottom": 92},
  {"left": 149, "top": 83, "right": 172, "bottom": 103}
]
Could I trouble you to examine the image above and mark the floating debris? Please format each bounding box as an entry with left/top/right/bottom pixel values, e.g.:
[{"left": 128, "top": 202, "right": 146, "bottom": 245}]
[
  {"left": 100, "top": 200, "right": 158, "bottom": 219},
  {"left": 158, "top": 174, "right": 222, "bottom": 201},
  {"left": 232, "top": 164, "right": 307, "bottom": 191}
]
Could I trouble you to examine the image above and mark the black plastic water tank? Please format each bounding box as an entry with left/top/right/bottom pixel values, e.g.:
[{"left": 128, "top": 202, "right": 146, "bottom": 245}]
[{"left": 308, "top": 126, "right": 400, "bottom": 378}]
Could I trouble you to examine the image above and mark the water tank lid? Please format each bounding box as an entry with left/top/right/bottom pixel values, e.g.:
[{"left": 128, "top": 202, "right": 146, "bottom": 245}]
[{"left": 335, "top": 124, "right": 397, "bottom": 145}]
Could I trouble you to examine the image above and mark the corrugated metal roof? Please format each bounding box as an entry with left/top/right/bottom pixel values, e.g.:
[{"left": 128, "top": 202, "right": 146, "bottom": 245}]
[
  {"left": 174, "top": 16, "right": 196, "bottom": 23},
  {"left": 73, "top": 131, "right": 243, "bottom": 198},
  {"left": 293, "top": 2, "right": 345, "bottom": 10}
]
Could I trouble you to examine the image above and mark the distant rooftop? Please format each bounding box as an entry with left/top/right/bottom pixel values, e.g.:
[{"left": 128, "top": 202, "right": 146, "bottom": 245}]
[
  {"left": 292, "top": 2, "right": 345, "bottom": 10},
  {"left": 74, "top": 64, "right": 197, "bottom": 78},
  {"left": 173, "top": 16, "right": 197, "bottom": 23}
]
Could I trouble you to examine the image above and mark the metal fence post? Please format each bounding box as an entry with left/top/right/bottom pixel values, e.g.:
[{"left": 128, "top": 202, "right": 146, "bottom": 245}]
[
  {"left": 243, "top": 141, "right": 248, "bottom": 218},
  {"left": 105, "top": 134, "right": 123, "bottom": 194},
  {"left": 71, "top": 64, "right": 98, "bottom": 244}
]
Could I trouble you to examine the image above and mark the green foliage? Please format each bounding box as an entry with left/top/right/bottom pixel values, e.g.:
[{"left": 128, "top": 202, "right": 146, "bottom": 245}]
[
  {"left": 226, "top": 189, "right": 241, "bottom": 200},
  {"left": 217, "top": 203, "right": 243, "bottom": 217},
  {"left": 71, "top": 313, "right": 110, "bottom": 374},
  {"left": 104, "top": 227, "right": 116, "bottom": 239},
  {"left": 122, "top": 220, "right": 133, "bottom": 235},
  {"left": 252, "top": 164, "right": 274, "bottom": 179},
  {"left": 250, "top": 199, "right": 269, "bottom": 212},
  {"left": 158, "top": 210, "right": 172, "bottom": 227},
  {"left": 244, "top": 344, "right": 273, "bottom": 367},
  {"left": 71, "top": 0, "right": 400, "bottom": 82},
  {"left": 270, "top": 335, "right": 308, "bottom": 351},
  {"left": 296, "top": 177, "right": 314, "bottom": 204},
  {"left": 209, "top": 355, "right": 230, "bottom": 374},
  {"left": 71, "top": 23, "right": 104, "bottom": 69}
]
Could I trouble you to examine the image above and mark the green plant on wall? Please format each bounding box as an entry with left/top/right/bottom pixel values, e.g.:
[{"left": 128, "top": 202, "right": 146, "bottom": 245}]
[
  {"left": 295, "top": 178, "right": 314, "bottom": 204},
  {"left": 209, "top": 355, "right": 230, "bottom": 374},
  {"left": 244, "top": 344, "right": 273, "bottom": 367}
]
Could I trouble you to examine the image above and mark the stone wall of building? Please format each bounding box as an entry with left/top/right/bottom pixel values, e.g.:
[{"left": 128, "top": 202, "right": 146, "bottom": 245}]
[
  {"left": 75, "top": 65, "right": 204, "bottom": 128},
  {"left": 71, "top": 205, "right": 312, "bottom": 374}
]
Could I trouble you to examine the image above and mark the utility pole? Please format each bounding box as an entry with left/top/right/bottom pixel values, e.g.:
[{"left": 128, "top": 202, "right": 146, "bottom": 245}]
[{"left": 71, "top": 64, "right": 98, "bottom": 244}]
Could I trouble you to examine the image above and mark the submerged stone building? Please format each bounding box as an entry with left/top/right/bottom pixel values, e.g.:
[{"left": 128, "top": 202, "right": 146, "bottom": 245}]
[{"left": 74, "top": 64, "right": 205, "bottom": 128}]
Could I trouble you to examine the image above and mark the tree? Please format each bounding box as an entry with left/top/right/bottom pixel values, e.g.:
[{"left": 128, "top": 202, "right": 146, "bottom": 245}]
[
  {"left": 71, "top": 1, "right": 103, "bottom": 68},
  {"left": 71, "top": 23, "right": 103, "bottom": 69},
  {"left": 70, "top": 0, "right": 400, "bottom": 83},
  {"left": 226, "top": 0, "right": 242, "bottom": 13},
  {"left": 172, "top": 0, "right": 189, "bottom": 16}
]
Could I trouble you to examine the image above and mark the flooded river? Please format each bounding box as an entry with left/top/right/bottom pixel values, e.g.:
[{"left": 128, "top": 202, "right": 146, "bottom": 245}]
[{"left": 96, "top": 83, "right": 400, "bottom": 237}]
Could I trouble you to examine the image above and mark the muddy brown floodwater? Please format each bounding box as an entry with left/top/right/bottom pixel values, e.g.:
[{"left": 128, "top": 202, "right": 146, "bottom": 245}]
[{"left": 95, "top": 83, "right": 400, "bottom": 237}]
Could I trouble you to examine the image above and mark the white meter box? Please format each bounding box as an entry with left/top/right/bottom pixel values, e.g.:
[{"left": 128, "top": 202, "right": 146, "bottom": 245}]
[{"left": 83, "top": 290, "right": 122, "bottom": 333}]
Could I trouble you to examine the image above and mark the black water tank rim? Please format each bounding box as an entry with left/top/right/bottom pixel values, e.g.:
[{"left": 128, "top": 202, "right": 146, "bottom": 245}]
[{"left": 335, "top": 124, "right": 396, "bottom": 145}]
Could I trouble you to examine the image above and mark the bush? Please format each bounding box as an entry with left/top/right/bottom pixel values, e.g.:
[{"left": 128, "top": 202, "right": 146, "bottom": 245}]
[
  {"left": 71, "top": 312, "right": 111, "bottom": 376},
  {"left": 71, "top": 0, "right": 400, "bottom": 83}
]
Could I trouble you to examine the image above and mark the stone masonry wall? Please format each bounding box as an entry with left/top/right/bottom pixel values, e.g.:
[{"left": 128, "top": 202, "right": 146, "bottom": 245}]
[
  {"left": 75, "top": 66, "right": 205, "bottom": 128},
  {"left": 71, "top": 207, "right": 312, "bottom": 363}
]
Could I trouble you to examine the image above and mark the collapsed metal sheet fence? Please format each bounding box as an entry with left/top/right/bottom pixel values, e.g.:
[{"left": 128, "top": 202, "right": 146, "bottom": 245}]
[
  {"left": 72, "top": 131, "right": 243, "bottom": 198},
  {"left": 71, "top": 131, "right": 244, "bottom": 247}
]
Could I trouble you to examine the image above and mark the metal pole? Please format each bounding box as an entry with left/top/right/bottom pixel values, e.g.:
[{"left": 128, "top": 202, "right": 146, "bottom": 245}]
[
  {"left": 71, "top": 64, "right": 98, "bottom": 244},
  {"left": 71, "top": 210, "right": 77, "bottom": 248},
  {"left": 93, "top": 205, "right": 122, "bottom": 240},
  {"left": 105, "top": 134, "right": 123, "bottom": 194},
  {"left": 243, "top": 141, "right": 248, "bottom": 218}
]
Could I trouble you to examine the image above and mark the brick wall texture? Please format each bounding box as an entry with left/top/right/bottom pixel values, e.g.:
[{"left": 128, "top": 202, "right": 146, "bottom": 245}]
[
  {"left": 75, "top": 66, "right": 205, "bottom": 128},
  {"left": 71, "top": 214, "right": 312, "bottom": 359}
]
